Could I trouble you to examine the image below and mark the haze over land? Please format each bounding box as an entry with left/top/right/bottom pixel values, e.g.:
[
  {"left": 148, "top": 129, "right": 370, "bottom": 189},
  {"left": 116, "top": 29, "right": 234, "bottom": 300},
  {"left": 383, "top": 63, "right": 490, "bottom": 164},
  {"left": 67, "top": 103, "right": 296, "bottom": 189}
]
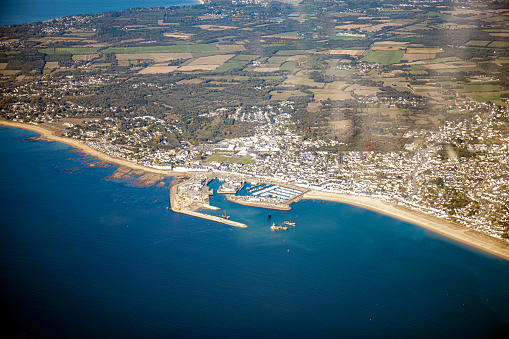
[{"left": 2, "top": 0, "right": 509, "bottom": 254}]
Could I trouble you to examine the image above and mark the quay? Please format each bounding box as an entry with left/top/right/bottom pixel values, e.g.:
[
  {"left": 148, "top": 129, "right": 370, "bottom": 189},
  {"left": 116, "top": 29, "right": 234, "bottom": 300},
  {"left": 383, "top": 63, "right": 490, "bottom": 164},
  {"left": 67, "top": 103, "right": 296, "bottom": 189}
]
[
  {"left": 225, "top": 195, "right": 291, "bottom": 211},
  {"left": 169, "top": 177, "right": 247, "bottom": 228}
]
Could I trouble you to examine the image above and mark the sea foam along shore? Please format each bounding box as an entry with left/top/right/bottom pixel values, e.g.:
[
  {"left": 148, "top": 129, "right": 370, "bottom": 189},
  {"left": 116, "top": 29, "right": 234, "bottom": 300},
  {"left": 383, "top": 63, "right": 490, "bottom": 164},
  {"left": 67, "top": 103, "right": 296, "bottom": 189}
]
[
  {"left": 0, "top": 120, "right": 185, "bottom": 178},
  {"left": 3, "top": 120, "right": 509, "bottom": 261},
  {"left": 303, "top": 190, "right": 509, "bottom": 261}
]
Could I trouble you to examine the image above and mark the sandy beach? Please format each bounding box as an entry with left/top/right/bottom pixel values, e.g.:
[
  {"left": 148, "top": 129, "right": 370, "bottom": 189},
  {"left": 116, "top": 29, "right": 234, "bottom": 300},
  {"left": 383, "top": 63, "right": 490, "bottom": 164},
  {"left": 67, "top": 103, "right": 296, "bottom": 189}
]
[
  {"left": 3, "top": 120, "right": 509, "bottom": 261},
  {"left": 303, "top": 190, "right": 509, "bottom": 261},
  {"left": 0, "top": 120, "right": 185, "bottom": 178}
]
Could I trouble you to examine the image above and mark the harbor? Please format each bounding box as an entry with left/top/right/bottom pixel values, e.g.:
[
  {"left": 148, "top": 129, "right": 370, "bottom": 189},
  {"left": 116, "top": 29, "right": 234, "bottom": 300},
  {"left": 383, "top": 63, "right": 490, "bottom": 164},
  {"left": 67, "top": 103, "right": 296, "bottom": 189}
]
[
  {"left": 169, "top": 175, "right": 308, "bottom": 226},
  {"left": 226, "top": 183, "right": 309, "bottom": 211},
  {"left": 169, "top": 177, "right": 247, "bottom": 228}
]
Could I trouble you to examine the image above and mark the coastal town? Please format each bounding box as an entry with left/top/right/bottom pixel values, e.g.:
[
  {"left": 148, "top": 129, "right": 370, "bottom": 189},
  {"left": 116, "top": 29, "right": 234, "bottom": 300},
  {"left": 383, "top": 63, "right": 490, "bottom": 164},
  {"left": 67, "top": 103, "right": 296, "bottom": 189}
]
[
  {"left": 6, "top": 94, "right": 509, "bottom": 242},
  {"left": 1, "top": 0, "right": 509, "bottom": 247}
]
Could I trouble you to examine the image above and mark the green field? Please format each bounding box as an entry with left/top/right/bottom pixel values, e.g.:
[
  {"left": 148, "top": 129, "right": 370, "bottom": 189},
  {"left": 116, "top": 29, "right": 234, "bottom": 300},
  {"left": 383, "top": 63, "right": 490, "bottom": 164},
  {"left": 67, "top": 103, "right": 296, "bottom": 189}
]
[
  {"left": 361, "top": 50, "right": 405, "bottom": 65},
  {"left": 280, "top": 61, "right": 298, "bottom": 71},
  {"left": 38, "top": 47, "right": 100, "bottom": 55},
  {"left": 414, "top": 88, "right": 442, "bottom": 92},
  {"left": 275, "top": 50, "right": 308, "bottom": 56},
  {"left": 205, "top": 154, "right": 253, "bottom": 164},
  {"left": 466, "top": 92, "right": 502, "bottom": 102},
  {"left": 103, "top": 44, "right": 218, "bottom": 54},
  {"left": 456, "top": 84, "right": 501, "bottom": 93},
  {"left": 424, "top": 57, "right": 461, "bottom": 64},
  {"left": 0, "top": 63, "right": 7, "bottom": 70},
  {"left": 488, "top": 41, "right": 509, "bottom": 48},
  {"left": 267, "top": 56, "right": 290, "bottom": 64},
  {"left": 233, "top": 55, "right": 260, "bottom": 61},
  {"left": 212, "top": 60, "right": 247, "bottom": 73},
  {"left": 466, "top": 40, "right": 491, "bottom": 47}
]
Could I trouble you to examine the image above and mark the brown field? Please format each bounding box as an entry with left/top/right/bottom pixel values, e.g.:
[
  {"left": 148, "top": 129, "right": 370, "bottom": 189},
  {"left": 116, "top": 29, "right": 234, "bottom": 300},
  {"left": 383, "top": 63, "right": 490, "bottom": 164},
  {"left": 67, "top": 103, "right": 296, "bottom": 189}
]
[
  {"left": 284, "top": 73, "right": 324, "bottom": 88},
  {"left": 177, "top": 78, "right": 203, "bottom": 85},
  {"left": 254, "top": 67, "right": 280, "bottom": 72},
  {"left": 401, "top": 53, "right": 436, "bottom": 61},
  {"left": 364, "top": 21, "right": 412, "bottom": 33},
  {"left": 44, "top": 62, "right": 59, "bottom": 69},
  {"left": 489, "top": 33, "right": 509, "bottom": 37},
  {"left": 324, "top": 81, "right": 348, "bottom": 90},
  {"left": 177, "top": 54, "right": 235, "bottom": 72},
  {"left": 119, "top": 38, "right": 144, "bottom": 43},
  {"left": 217, "top": 44, "right": 246, "bottom": 52},
  {"left": 287, "top": 55, "right": 306, "bottom": 61},
  {"left": 441, "top": 23, "right": 476, "bottom": 29},
  {"left": 329, "top": 49, "right": 365, "bottom": 56},
  {"left": 335, "top": 24, "right": 370, "bottom": 29},
  {"left": 311, "top": 89, "right": 353, "bottom": 101},
  {"left": 441, "top": 9, "right": 482, "bottom": 15},
  {"left": 343, "top": 84, "right": 379, "bottom": 96},
  {"left": 424, "top": 63, "right": 459, "bottom": 70},
  {"left": 406, "top": 48, "right": 444, "bottom": 54},
  {"left": 72, "top": 54, "right": 100, "bottom": 61},
  {"left": 263, "top": 33, "right": 301, "bottom": 39},
  {"left": 195, "top": 24, "right": 237, "bottom": 31},
  {"left": 373, "top": 41, "right": 408, "bottom": 45},
  {"left": 157, "top": 20, "right": 179, "bottom": 26},
  {"left": 186, "top": 54, "right": 234, "bottom": 65},
  {"left": 370, "top": 46, "right": 406, "bottom": 51},
  {"left": 307, "top": 102, "right": 321, "bottom": 112},
  {"left": 163, "top": 32, "right": 195, "bottom": 39},
  {"left": 74, "top": 42, "right": 109, "bottom": 48},
  {"left": 116, "top": 53, "right": 192, "bottom": 62},
  {"left": 0, "top": 63, "right": 7, "bottom": 70},
  {"left": 177, "top": 64, "right": 216, "bottom": 71},
  {"left": 355, "top": 84, "right": 384, "bottom": 96},
  {"left": 137, "top": 64, "right": 179, "bottom": 74},
  {"left": 117, "top": 61, "right": 130, "bottom": 67},
  {"left": 0, "top": 70, "right": 20, "bottom": 75},
  {"left": 397, "top": 24, "right": 431, "bottom": 31}
]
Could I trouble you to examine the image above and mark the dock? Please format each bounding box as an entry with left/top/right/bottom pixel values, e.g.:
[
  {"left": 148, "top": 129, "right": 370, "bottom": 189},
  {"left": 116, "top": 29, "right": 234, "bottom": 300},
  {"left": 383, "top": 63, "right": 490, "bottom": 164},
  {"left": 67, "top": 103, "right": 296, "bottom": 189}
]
[
  {"left": 217, "top": 181, "right": 244, "bottom": 194},
  {"left": 225, "top": 182, "right": 309, "bottom": 211},
  {"left": 169, "top": 177, "right": 247, "bottom": 228}
]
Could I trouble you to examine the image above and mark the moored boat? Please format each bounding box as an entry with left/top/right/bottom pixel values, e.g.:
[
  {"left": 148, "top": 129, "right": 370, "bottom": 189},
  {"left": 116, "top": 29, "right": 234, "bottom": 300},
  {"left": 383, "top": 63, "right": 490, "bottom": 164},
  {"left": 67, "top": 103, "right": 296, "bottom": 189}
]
[{"left": 270, "top": 223, "right": 288, "bottom": 231}]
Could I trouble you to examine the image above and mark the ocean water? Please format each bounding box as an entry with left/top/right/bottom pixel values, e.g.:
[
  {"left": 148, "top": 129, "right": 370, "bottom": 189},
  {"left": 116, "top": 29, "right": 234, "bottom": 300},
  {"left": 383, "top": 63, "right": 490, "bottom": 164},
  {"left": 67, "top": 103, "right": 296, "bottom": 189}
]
[
  {"left": 1, "top": 125, "right": 509, "bottom": 338},
  {"left": 0, "top": 0, "right": 198, "bottom": 26}
]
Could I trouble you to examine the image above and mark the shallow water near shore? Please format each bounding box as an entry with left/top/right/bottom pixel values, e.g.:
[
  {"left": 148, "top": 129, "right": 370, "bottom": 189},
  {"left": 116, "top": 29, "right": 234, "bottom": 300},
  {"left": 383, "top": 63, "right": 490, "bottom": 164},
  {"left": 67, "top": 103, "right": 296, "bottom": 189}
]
[
  {"left": 2, "top": 125, "right": 509, "bottom": 338},
  {"left": 0, "top": 0, "right": 198, "bottom": 26}
]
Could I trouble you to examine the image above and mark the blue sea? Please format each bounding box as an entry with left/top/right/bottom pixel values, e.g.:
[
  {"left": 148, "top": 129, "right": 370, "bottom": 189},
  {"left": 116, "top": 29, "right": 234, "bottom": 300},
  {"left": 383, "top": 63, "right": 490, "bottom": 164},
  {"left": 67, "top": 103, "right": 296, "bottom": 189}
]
[
  {"left": 0, "top": 0, "right": 198, "bottom": 26},
  {"left": 1, "top": 126, "right": 509, "bottom": 338}
]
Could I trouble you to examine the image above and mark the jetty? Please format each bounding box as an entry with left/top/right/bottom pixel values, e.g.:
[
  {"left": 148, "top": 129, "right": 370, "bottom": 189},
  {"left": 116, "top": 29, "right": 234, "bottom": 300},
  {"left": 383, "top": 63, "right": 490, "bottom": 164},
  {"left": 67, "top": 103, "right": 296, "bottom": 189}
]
[{"left": 169, "top": 177, "right": 247, "bottom": 228}]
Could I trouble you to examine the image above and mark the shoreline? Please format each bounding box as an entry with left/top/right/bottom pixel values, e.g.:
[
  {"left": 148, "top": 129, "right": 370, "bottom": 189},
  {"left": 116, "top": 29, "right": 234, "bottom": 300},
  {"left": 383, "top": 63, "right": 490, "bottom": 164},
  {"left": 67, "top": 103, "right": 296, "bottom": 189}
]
[
  {"left": 0, "top": 120, "right": 185, "bottom": 178},
  {"left": 303, "top": 191, "right": 509, "bottom": 261},
  {"left": 169, "top": 176, "right": 247, "bottom": 228},
  {"left": 3, "top": 120, "right": 509, "bottom": 260}
]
